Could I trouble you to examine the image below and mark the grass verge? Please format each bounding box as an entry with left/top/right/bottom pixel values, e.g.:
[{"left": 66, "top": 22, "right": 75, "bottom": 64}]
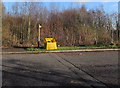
[{"left": 26, "top": 44, "right": 119, "bottom": 51}]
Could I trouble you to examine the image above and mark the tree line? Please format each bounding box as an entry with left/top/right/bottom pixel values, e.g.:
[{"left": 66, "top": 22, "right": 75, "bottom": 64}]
[{"left": 2, "top": 2, "right": 120, "bottom": 47}]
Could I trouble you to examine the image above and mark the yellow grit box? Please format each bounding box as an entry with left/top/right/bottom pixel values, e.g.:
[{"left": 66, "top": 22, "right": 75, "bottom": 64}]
[{"left": 44, "top": 38, "right": 57, "bottom": 50}]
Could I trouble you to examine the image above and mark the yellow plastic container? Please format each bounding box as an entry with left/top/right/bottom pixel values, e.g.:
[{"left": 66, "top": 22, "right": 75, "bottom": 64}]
[{"left": 44, "top": 38, "right": 57, "bottom": 50}]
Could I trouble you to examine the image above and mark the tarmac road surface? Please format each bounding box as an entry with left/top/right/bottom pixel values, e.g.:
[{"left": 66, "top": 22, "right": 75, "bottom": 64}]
[{"left": 2, "top": 51, "right": 119, "bottom": 88}]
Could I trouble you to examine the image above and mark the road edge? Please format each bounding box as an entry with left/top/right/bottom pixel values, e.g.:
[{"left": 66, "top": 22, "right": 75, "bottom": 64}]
[{"left": 1, "top": 49, "right": 120, "bottom": 54}]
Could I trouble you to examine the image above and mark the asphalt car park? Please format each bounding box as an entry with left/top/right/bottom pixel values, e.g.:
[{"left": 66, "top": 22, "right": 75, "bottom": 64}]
[{"left": 2, "top": 51, "right": 119, "bottom": 88}]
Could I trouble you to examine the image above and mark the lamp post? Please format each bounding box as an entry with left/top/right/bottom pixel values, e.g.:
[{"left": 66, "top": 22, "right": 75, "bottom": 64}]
[{"left": 38, "top": 24, "right": 42, "bottom": 47}]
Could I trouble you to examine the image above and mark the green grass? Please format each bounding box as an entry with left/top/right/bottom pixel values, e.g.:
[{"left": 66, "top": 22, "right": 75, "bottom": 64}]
[
  {"left": 26, "top": 44, "right": 119, "bottom": 51},
  {"left": 26, "top": 48, "right": 46, "bottom": 51}
]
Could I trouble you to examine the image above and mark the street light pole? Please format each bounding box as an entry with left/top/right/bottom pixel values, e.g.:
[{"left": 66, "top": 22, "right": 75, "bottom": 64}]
[{"left": 38, "top": 24, "right": 42, "bottom": 47}]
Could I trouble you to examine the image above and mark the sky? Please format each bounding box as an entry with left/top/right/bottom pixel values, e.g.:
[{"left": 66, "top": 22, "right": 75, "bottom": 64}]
[
  {"left": 1, "top": 0, "right": 120, "bottom": 2},
  {"left": 2, "top": 0, "right": 119, "bottom": 14}
]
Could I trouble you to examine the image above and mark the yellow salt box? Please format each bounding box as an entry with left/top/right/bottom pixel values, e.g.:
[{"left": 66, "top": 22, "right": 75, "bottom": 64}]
[{"left": 44, "top": 38, "right": 57, "bottom": 50}]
